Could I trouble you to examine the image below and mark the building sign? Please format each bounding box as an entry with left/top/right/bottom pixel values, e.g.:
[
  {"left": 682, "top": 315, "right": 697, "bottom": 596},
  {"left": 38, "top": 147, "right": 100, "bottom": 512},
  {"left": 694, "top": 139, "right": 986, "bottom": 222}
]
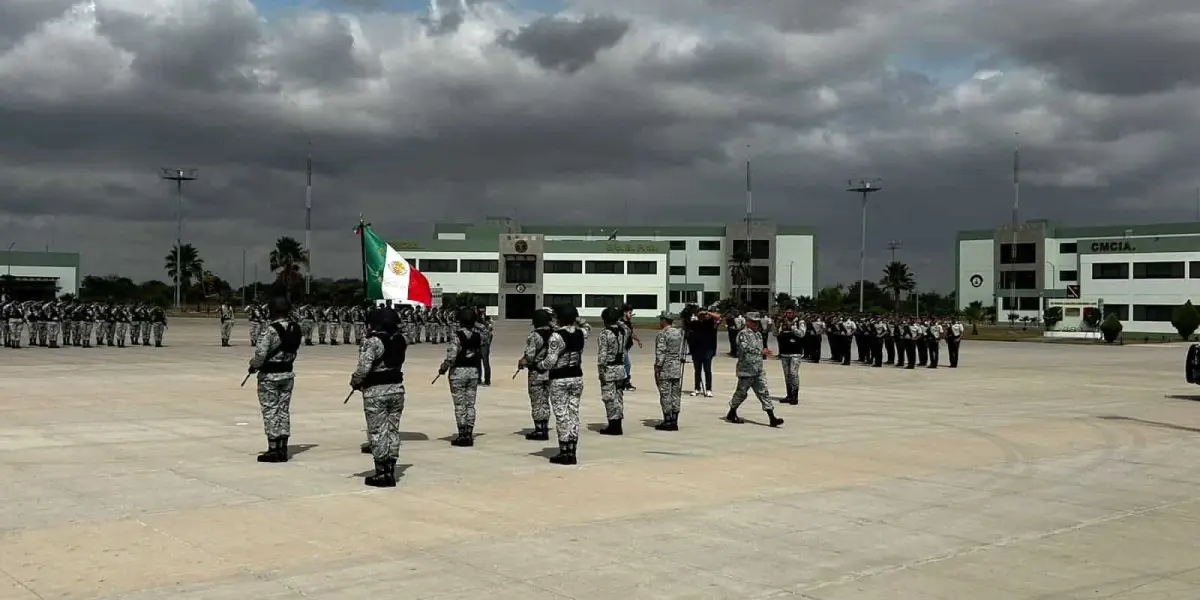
[
  {"left": 393, "top": 241, "right": 421, "bottom": 250},
  {"left": 1066, "top": 284, "right": 1080, "bottom": 298},
  {"left": 606, "top": 242, "right": 660, "bottom": 253},
  {"left": 969, "top": 274, "right": 983, "bottom": 288},
  {"left": 1090, "top": 241, "right": 1135, "bottom": 253},
  {"left": 431, "top": 286, "right": 443, "bottom": 306}
]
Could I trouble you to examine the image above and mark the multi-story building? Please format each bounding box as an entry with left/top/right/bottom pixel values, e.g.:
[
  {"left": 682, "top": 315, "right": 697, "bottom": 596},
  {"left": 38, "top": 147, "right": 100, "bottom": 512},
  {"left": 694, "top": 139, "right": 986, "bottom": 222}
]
[
  {"left": 392, "top": 217, "right": 817, "bottom": 319},
  {"left": 0, "top": 250, "right": 80, "bottom": 301},
  {"left": 956, "top": 221, "right": 1200, "bottom": 333}
]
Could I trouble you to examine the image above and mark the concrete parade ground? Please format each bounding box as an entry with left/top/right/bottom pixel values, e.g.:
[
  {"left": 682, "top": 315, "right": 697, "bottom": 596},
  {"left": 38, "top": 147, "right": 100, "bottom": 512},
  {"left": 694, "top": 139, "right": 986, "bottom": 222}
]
[{"left": 2, "top": 318, "right": 1200, "bottom": 599}]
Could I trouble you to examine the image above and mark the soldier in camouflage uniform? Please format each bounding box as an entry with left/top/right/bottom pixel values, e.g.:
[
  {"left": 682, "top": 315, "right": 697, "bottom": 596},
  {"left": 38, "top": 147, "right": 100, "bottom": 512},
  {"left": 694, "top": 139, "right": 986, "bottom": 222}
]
[
  {"left": 353, "top": 303, "right": 367, "bottom": 345},
  {"left": 351, "top": 307, "right": 408, "bottom": 487},
  {"left": 328, "top": 305, "right": 342, "bottom": 345},
  {"left": 316, "top": 304, "right": 329, "bottom": 344},
  {"left": 43, "top": 301, "right": 60, "bottom": 348},
  {"left": 439, "top": 307, "right": 482, "bottom": 447},
  {"left": 79, "top": 303, "right": 93, "bottom": 347},
  {"left": 129, "top": 304, "right": 143, "bottom": 345},
  {"left": 519, "top": 308, "right": 555, "bottom": 440},
  {"left": 3, "top": 301, "right": 19, "bottom": 348},
  {"left": 114, "top": 304, "right": 130, "bottom": 348},
  {"left": 653, "top": 311, "right": 686, "bottom": 431},
  {"left": 475, "top": 308, "right": 494, "bottom": 386},
  {"left": 595, "top": 307, "right": 627, "bottom": 435},
  {"left": 248, "top": 298, "right": 302, "bottom": 463},
  {"left": 726, "top": 313, "right": 784, "bottom": 427},
  {"left": 774, "top": 310, "right": 804, "bottom": 404},
  {"left": 149, "top": 304, "right": 167, "bottom": 346},
  {"left": 539, "top": 304, "right": 587, "bottom": 465}
]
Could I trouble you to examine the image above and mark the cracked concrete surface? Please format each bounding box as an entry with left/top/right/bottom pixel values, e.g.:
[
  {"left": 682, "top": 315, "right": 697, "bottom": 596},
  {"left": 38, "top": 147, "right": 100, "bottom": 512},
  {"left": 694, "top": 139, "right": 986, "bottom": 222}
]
[{"left": 1, "top": 319, "right": 1198, "bottom": 599}]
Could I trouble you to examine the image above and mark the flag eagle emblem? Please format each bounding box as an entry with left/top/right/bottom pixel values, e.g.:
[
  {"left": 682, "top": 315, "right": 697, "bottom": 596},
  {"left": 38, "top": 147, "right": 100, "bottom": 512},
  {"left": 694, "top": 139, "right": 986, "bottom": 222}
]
[{"left": 389, "top": 261, "right": 408, "bottom": 276}]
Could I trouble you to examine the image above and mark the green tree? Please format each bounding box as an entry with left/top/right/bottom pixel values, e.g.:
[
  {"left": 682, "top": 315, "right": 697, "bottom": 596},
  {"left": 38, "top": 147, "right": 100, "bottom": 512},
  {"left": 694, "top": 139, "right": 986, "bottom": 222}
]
[
  {"left": 774, "top": 292, "right": 797, "bottom": 311},
  {"left": 728, "top": 248, "right": 751, "bottom": 306},
  {"left": 269, "top": 236, "right": 309, "bottom": 301},
  {"left": 1007, "top": 311, "right": 1019, "bottom": 326},
  {"left": 1043, "top": 306, "right": 1063, "bottom": 329},
  {"left": 164, "top": 244, "right": 204, "bottom": 299},
  {"left": 1171, "top": 300, "right": 1200, "bottom": 340},
  {"left": 815, "top": 285, "right": 845, "bottom": 312},
  {"left": 878, "top": 261, "right": 916, "bottom": 313},
  {"left": 1100, "top": 313, "right": 1123, "bottom": 343}
]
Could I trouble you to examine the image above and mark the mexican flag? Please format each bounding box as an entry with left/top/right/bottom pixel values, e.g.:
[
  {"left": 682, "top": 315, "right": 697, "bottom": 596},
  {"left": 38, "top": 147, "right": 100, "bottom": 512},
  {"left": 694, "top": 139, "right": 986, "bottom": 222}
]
[{"left": 357, "top": 222, "right": 432, "bottom": 306}]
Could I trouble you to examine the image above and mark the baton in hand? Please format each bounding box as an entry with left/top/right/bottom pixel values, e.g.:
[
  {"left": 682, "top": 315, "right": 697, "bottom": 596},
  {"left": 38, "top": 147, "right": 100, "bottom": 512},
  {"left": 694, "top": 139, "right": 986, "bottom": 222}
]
[
  {"left": 512, "top": 367, "right": 522, "bottom": 379},
  {"left": 343, "top": 388, "right": 357, "bottom": 404},
  {"left": 431, "top": 373, "right": 442, "bottom": 385},
  {"left": 240, "top": 371, "right": 253, "bottom": 387}
]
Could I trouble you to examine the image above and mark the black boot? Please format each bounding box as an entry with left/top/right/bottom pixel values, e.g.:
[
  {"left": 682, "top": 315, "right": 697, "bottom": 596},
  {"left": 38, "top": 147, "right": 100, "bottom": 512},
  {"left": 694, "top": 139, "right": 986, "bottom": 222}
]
[
  {"left": 364, "top": 459, "right": 396, "bottom": 487},
  {"left": 451, "top": 427, "right": 474, "bottom": 447},
  {"left": 549, "top": 441, "right": 577, "bottom": 465},
  {"left": 524, "top": 420, "right": 550, "bottom": 441},
  {"left": 725, "top": 408, "right": 745, "bottom": 424},
  {"left": 654, "top": 412, "right": 673, "bottom": 430},
  {"left": 598, "top": 418, "right": 623, "bottom": 435},
  {"left": 361, "top": 441, "right": 372, "bottom": 454},
  {"left": 257, "top": 438, "right": 285, "bottom": 463},
  {"left": 767, "top": 410, "right": 784, "bottom": 427}
]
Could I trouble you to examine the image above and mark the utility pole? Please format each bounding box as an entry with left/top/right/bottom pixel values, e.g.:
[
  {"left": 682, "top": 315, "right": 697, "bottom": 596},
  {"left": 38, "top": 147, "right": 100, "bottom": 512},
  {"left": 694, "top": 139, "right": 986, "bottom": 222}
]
[
  {"left": 241, "top": 249, "right": 247, "bottom": 305},
  {"left": 744, "top": 154, "right": 753, "bottom": 308},
  {"left": 846, "top": 178, "right": 883, "bottom": 312},
  {"left": 1010, "top": 133, "right": 1019, "bottom": 317},
  {"left": 887, "top": 239, "right": 902, "bottom": 263},
  {"left": 160, "top": 168, "right": 198, "bottom": 309},
  {"left": 305, "top": 141, "right": 312, "bottom": 297}
]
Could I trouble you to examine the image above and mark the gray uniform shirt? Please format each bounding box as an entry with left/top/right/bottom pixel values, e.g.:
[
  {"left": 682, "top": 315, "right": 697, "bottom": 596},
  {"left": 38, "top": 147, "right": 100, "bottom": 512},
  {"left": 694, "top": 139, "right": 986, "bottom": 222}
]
[
  {"left": 654, "top": 326, "right": 685, "bottom": 380},
  {"left": 351, "top": 335, "right": 404, "bottom": 395},
  {"left": 523, "top": 327, "right": 552, "bottom": 383},
  {"left": 596, "top": 326, "right": 626, "bottom": 382},
  {"left": 735, "top": 328, "right": 765, "bottom": 377}
]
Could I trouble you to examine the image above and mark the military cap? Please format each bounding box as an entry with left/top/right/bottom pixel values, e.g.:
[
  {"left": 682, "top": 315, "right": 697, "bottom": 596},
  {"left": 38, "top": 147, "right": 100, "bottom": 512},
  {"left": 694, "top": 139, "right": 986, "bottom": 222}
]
[{"left": 658, "top": 310, "right": 677, "bottom": 322}]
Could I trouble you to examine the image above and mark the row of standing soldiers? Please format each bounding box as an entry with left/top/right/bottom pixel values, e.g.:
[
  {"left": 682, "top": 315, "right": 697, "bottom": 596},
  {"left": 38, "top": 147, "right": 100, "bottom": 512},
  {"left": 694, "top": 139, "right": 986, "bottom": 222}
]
[
  {"left": 2, "top": 300, "right": 167, "bottom": 349},
  {"left": 228, "top": 303, "right": 459, "bottom": 347}
]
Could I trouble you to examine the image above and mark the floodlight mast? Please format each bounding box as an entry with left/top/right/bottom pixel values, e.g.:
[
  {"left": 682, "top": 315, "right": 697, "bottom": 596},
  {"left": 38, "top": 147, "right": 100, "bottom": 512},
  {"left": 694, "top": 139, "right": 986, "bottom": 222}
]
[
  {"left": 846, "top": 178, "right": 883, "bottom": 313},
  {"left": 160, "top": 168, "right": 199, "bottom": 309}
]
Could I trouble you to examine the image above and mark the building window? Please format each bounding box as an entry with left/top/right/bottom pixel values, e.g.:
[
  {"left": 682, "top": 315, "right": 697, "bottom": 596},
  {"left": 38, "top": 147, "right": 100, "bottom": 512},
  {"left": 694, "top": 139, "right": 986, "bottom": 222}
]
[
  {"left": 1103, "top": 304, "right": 1129, "bottom": 321},
  {"left": 1059, "top": 270, "right": 1078, "bottom": 282},
  {"left": 697, "top": 266, "right": 721, "bottom": 277},
  {"left": 998, "top": 270, "right": 1037, "bottom": 290},
  {"left": 1000, "top": 296, "right": 1040, "bottom": 311},
  {"left": 460, "top": 259, "right": 498, "bottom": 273},
  {"left": 418, "top": 259, "right": 457, "bottom": 273},
  {"left": 1092, "top": 263, "right": 1128, "bottom": 279},
  {"left": 1191, "top": 262, "right": 1200, "bottom": 278},
  {"left": 732, "top": 239, "right": 771, "bottom": 259},
  {"left": 703, "top": 291, "right": 720, "bottom": 306},
  {"left": 746, "top": 265, "right": 770, "bottom": 286},
  {"left": 1064, "top": 307, "right": 1081, "bottom": 317},
  {"left": 999, "top": 243, "right": 1036, "bottom": 264},
  {"left": 698, "top": 240, "right": 721, "bottom": 251},
  {"left": 669, "top": 290, "right": 698, "bottom": 303},
  {"left": 625, "top": 294, "right": 658, "bottom": 310},
  {"left": 474, "top": 293, "right": 499, "bottom": 307},
  {"left": 504, "top": 254, "right": 537, "bottom": 284},
  {"left": 1133, "top": 304, "right": 1175, "bottom": 322},
  {"left": 1132, "top": 261, "right": 1185, "bottom": 279},
  {"left": 669, "top": 266, "right": 686, "bottom": 276},
  {"left": 669, "top": 240, "right": 686, "bottom": 250},
  {"left": 543, "top": 260, "right": 582, "bottom": 274},
  {"left": 1059, "top": 242, "right": 1077, "bottom": 254},
  {"left": 627, "top": 261, "right": 658, "bottom": 275},
  {"left": 543, "top": 293, "right": 581, "bottom": 308},
  {"left": 585, "top": 294, "right": 623, "bottom": 308},
  {"left": 585, "top": 260, "right": 623, "bottom": 275}
]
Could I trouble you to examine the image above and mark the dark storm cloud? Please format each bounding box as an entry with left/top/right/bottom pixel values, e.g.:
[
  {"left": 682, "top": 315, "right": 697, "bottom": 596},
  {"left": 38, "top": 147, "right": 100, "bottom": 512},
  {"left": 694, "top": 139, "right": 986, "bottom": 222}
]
[
  {"left": 498, "top": 15, "right": 630, "bottom": 73},
  {"left": 1, "top": 0, "right": 1199, "bottom": 292}
]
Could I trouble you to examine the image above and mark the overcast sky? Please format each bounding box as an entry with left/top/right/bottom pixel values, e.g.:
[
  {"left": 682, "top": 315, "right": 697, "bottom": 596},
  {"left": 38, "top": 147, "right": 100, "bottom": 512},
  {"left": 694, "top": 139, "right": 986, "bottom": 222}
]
[{"left": 2, "top": 0, "right": 1198, "bottom": 293}]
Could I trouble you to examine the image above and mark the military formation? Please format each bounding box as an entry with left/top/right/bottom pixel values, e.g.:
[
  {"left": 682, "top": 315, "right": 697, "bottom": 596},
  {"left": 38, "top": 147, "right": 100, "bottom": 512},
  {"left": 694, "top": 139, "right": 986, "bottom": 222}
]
[
  {"left": 1, "top": 300, "right": 168, "bottom": 349},
  {"left": 231, "top": 302, "right": 459, "bottom": 348}
]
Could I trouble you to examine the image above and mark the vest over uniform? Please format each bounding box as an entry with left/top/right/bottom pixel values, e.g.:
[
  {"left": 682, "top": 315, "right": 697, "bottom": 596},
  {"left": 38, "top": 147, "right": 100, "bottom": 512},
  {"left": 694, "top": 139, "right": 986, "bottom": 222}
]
[
  {"left": 776, "top": 329, "right": 804, "bottom": 355},
  {"left": 453, "top": 330, "right": 483, "bottom": 370},
  {"left": 258, "top": 322, "right": 303, "bottom": 373},
  {"left": 549, "top": 328, "right": 586, "bottom": 380},
  {"left": 362, "top": 332, "right": 407, "bottom": 387}
]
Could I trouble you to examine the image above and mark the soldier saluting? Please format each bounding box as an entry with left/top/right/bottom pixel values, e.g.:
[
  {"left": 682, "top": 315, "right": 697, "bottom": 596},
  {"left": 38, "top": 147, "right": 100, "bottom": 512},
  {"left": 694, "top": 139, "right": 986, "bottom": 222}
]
[
  {"left": 350, "top": 306, "right": 407, "bottom": 487},
  {"left": 247, "top": 298, "right": 302, "bottom": 463}
]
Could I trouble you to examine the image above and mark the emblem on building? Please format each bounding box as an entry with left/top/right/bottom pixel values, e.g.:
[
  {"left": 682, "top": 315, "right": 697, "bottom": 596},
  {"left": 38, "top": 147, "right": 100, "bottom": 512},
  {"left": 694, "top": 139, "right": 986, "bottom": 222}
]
[
  {"left": 514, "top": 240, "right": 528, "bottom": 253},
  {"left": 969, "top": 274, "right": 983, "bottom": 288}
]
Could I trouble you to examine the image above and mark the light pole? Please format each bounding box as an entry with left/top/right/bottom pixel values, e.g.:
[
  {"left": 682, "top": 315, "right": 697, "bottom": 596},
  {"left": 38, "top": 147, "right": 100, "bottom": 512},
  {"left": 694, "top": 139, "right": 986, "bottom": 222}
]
[
  {"left": 887, "top": 239, "right": 901, "bottom": 263},
  {"left": 160, "top": 168, "right": 199, "bottom": 309},
  {"left": 788, "top": 260, "right": 794, "bottom": 297},
  {"left": 4, "top": 242, "right": 13, "bottom": 300},
  {"left": 847, "top": 178, "right": 883, "bottom": 312}
]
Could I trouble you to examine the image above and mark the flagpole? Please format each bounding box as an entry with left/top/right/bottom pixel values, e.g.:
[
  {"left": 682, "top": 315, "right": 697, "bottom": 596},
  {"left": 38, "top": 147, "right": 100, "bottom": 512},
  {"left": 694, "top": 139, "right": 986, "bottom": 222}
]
[
  {"left": 305, "top": 141, "right": 312, "bottom": 297},
  {"left": 358, "top": 215, "right": 369, "bottom": 301}
]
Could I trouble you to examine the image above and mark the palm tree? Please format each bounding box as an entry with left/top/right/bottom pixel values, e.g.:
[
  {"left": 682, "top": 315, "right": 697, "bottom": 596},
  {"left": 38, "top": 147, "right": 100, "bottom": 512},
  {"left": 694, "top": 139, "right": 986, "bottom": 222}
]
[
  {"left": 878, "top": 261, "right": 916, "bottom": 313},
  {"left": 728, "top": 248, "right": 751, "bottom": 307},
  {"left": 270, "top": 236, "right": 309, "bottom": 300},
  {"left": 165, "top": 244, "right": 204, "bottom": 298},
  {"left": 963, "top": 300, "right": 985, "bottom": 334}
]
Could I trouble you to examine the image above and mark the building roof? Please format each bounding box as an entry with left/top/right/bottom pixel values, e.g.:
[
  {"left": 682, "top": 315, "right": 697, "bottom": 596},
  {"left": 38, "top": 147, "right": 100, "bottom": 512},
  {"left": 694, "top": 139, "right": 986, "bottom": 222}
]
[
  {"left": 957, "top": 221, "right": 1200, "bottom": 242},
  {"left": 433, "top": 221, "right": 817, "bottom": 238},
  {"left": 0, "top": 251, "right": 80, "bottom": 268}
]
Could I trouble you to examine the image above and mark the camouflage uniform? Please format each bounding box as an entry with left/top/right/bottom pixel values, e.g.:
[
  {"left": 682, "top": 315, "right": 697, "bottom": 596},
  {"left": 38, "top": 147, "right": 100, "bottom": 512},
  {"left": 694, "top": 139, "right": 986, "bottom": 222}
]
[
  {"left": 540, "top": 324, "right": 587, "bottom": 462},
  {"left": 316, "top": 306, "right": 329, "bottom": 343},
  {"left": 80, "top": 305, "right": 93, "bottom": 347},
  {"left": 249, "top": 317, "right": 301, "bottom": 461},
  {"left": 150, "top": 307, "right": 167, "bottom": 346},
  {"left": 776, "top": 319, "right": 805, "bottom": 404},
  {"left": 130, "top": 306, "right": 144, "bottom": 345},
  {"left": 328, "top": 306, "right": 342, "bottom": 345},
  {"left": 352, "top": 334, "right": 406, "bottom": 466},
  {"left": 728, "top": 326, "right": 783, "bottom": 426},
  {"left": 114, "top": 305, "right": 129, "bottom": 348},
  {"left": 44, "top": 302, "right": 61, "bottom": 348},
  {"left": 440, "top": 326, "right": 482, "bottom": 445},
  {"left": 522, "top": 325, "right": 554, "bottom": 439},
  {"left": 298, "top": 305, "right": 315, "bottom": 345},
  {"left": 3, "top": 303, "right": 19, "bottom": 348},
  {"left": 34, "top": 303, "right": 47, "bottom": 346},
  {"left": 653, "top": 320, "right": 686, "bottom": 429},
  {"left": 247, "top": 305, "right": 263, "bottom": 345},
  {"left": 596, "top": 323, "right": 627, "bottom": 433},
  {"left": 219, "top": 304, "right": 234, "bottom": 346},
  {"left": 475, "top": 318, "right": 494, "bottom": 385}
]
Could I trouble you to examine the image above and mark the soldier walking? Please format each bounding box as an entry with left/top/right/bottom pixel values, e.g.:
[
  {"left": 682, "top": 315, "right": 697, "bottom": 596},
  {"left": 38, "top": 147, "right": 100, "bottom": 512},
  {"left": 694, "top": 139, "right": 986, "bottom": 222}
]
[
  {"left": 247, "top": 298, "right": 302, "bottom": 463},
  {"left": 351, "top": 307, "right": 407, "bottom": 487},
  {"left": 219, "top": 303, "right": 234, "bottom": 346},
  {"left": 725, "top": 313, "right": 784, "bottom": 427},
  {"left": 438, "top": 307, "right": 482, "bottom": 447},
  {"left": 652, "top": 311, "right": 685, "bottom": 431}
]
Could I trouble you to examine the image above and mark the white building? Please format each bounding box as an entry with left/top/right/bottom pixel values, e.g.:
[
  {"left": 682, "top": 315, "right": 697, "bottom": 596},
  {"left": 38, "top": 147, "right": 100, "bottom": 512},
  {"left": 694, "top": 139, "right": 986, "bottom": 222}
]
[
  {"left": 0, "top": 250, "right": 80, "bottom": 301},
  {"left": 393, "top": 217, "right": 818, "bottom": 319},
  {"left": 956, "top": 220, "right": 1200, "bottom": 334}
]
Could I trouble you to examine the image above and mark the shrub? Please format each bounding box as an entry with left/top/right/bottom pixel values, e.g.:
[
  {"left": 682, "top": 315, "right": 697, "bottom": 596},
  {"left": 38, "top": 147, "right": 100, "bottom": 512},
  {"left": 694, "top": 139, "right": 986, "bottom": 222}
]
[
  {"left": 1043, "top": 306, "right": 1063, "bottom": 329},
  {"left": 1099, "top": 313, "right": 1123, "bottom": 343},
  {"left": 1171, "top": 301, "right": 1200, "bottom": 340}
]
